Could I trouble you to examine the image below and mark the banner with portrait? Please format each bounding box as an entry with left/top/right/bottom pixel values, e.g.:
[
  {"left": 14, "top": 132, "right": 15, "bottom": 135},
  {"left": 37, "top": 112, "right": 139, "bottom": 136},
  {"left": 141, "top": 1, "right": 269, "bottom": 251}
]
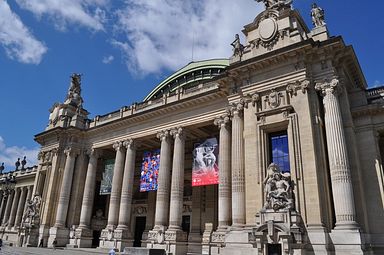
[
  {"left": 100, "top": 159, "right": 114, "bottom": 195},
  {"left": 140, "top": 149, "right": 160, "bottom": 192},
  {"left": 192, "top": 138, "right": 219, "bottom": 186}
]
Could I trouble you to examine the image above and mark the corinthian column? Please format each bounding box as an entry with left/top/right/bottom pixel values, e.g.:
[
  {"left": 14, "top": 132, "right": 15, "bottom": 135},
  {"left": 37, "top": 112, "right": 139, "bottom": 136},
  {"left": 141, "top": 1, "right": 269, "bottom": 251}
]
[
  {"left": 54, "top": 147, "right": 79, "bottom": 228},
  {"left": 117, "top": 139, "right": 137, "bottom": 230},
  {"left": 8, "top": 187, "right": 21, "bottom": 228},
  {"left": 214, "top": 114, "right": 232, "bottom": 230},
  {"left": 168, "top": 127, "right": 186, "bottom": 230},
  {"left": 15, "top": 187, "right": 28, "bottom": 227},
  {"left": 230, "top": 101, "right": 246, "bottom": 227},
  {"left": 153, "top": 130, "right": 172, "bottom": 230},
  {"left": 107, "top": 141, "right": 126, "bottom": 229},
  {"left": 78, "top": 149, "right": 100, "bottom": 229},
  {"left": 2, "top": 190, "right": 14, "bottom": 225},
  {"left": 316, "top": 78, "right": 358, "bottom": 230}
]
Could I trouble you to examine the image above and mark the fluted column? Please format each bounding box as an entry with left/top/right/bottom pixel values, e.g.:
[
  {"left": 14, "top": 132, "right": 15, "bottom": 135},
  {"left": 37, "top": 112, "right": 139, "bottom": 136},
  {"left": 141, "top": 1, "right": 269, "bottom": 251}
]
[
  {"left": 117, "top": 139, "right": 137, "bottom": 230},
  {"left": 15, "top": 187, "right": 28, "bottom": 227},
  {"left": 214, "top": 114, "right": 232, "bottom": 230},
  {"left": 316, "top": 78, "right": 358, "bottom": 230},
  {"left": 54, "top": 147, "right": 79, "bottom": 228},
  {"left": 154, "top": 130, "right": 172, "bottom": 229},
  {"left": 107, "top": 141, "right": 126, "bottom": 229},
  {"left": 0, "top": 192, "right": 6, "bottom": 219},
  {"left": 168, "top": 127, "right": 186, "bottom": 230},
  {"left": 78, "top": 149, "right": 100, "bottom": 229},
  {"left": 8, "top": 187, "right": 21, "bottom": 228},
  {"left": 2, "top": 190, "right": 14, "bottom": 225},
  {"left": 230, "top": 101, "right": 246, "bottom": 227}
]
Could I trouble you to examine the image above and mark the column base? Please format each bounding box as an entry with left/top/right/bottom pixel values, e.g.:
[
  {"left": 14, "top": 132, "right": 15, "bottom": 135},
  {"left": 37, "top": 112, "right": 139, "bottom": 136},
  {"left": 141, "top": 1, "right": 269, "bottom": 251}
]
[
  {"left": 68, "top": 227, "right": 93, "bottom": 248},
  {"left": 330, "top": 229, "right": 364, "bottom": 255},
  {"left": 38, "top": 224, "right": 50, "bottom": 247},
  {"left": 147, "top": 229, "right": 187, "bottom": 255},
  {"left": 48, "top": 226, "right": 69, "bottom": 247},
  {"left": 114, "top": 228, "right": 134, "bottom": 251}
]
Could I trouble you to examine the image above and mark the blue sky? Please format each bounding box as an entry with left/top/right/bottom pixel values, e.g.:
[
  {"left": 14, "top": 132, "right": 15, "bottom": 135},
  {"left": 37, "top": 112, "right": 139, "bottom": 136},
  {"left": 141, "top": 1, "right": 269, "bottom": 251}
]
[{"left": 0, "top": 0, "right": 383, "bottom": 170}]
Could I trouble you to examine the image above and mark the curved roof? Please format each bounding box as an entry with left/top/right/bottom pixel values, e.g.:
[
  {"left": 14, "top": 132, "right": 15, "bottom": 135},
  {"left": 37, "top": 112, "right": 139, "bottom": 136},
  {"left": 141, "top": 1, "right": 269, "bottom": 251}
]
[{"left": 143, "top": 59, "right": 229, "bottom": 101}]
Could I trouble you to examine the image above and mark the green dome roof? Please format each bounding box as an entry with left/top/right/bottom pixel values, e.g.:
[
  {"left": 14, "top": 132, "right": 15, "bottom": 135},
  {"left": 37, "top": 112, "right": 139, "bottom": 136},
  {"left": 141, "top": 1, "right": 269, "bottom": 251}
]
[{"left": 143, "top": 59, "right": 229, "bottom": 101}]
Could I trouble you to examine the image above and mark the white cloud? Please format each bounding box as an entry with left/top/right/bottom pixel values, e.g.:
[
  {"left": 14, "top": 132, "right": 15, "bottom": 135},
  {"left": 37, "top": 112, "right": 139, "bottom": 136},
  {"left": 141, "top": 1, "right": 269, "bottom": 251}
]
[
  {"left": 0, "top": 1, "right": 47, "bottom": 64},
  {"left": 15, "top": 0, "right": 108, "bottom": 31},
  {"left": 114, "top": 0, "right": 263, "bottom": 75},
  {"left": 0, "top": 136, "right": 39, "bottom": 171},
  {"left": 102, "top": 55, "right": 114, "bottom": 64}
]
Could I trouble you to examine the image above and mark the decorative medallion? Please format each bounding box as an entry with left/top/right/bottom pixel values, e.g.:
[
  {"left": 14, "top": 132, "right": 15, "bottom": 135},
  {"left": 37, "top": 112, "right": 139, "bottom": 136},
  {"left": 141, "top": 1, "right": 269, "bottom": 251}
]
[{"left": 259, "top": 18, "right": 277, "bottom": 42}]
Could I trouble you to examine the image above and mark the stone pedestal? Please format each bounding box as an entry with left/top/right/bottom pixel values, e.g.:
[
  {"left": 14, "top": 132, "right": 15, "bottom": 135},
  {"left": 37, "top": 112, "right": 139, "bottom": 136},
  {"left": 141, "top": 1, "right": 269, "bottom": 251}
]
[
  {"left": 114, "top": 228, "right": 134, "bottom": 251},
  {"left": 38, "top": 224, "right": 50, "bottom": 247},
  {"left": 48, "top": 227, "right": 69, "bottom": 247},
  {"left": 147, "top": 229, "right": 187, "bottom": 255},
  {"left": 68, "top": 227, "right": 93, "bottom": 248},
  {"left": 330, "top": 230, "right": 364, "bottom": 255},
  {"left": 22, "top": 227, "right": 39, "bottom": 247},
  {"left": 310, "top": 25, "right": 329, "bottom": 41}
]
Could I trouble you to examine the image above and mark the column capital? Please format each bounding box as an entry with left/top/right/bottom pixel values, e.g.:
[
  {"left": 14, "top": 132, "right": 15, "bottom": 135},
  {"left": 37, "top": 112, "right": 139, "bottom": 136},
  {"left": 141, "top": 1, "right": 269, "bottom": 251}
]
[
  {"left": 123, "top": 138, "right": 139, "bottom": 150},
  {"left": 229, "top": 99, "right": 247, "bottom": 117},
  {"left": 315, "top": 78, "right": 341, "bottom": 96},
  {"left": 64, "top": 147, "right": 80, "bottom": 157},
  {"left": 157, "top": 130, "right": 170, "bottom": 141},
  {"left": 113, "top": 141, "right": 125, "bottom": 152},
  {"left": 86, "top": 148, "right": 100, "bottom": 158},
  {"left": 170, "top": 127, "right": 186, "bottom": 140},
  {"left": 214, "top": 114, "right": 231, "bottom": 129}
]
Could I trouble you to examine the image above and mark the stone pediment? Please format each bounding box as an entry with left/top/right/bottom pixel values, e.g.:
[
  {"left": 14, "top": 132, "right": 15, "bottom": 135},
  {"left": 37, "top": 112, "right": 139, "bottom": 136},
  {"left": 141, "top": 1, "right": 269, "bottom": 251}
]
[{"left": 231, "top": 9, "right": 310, "bottom": 64}]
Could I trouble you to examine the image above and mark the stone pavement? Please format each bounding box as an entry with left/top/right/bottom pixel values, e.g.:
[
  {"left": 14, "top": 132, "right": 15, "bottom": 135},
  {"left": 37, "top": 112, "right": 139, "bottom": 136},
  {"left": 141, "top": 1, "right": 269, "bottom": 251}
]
[{"left": 0, "top": 245, "right": 123, "bottom": 254}]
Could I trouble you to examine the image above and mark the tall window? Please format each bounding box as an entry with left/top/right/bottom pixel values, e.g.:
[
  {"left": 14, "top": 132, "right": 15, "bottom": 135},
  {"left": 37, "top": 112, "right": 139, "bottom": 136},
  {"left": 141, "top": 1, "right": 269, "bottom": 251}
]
[{"left": 269, "top": 131, "right": 290, "bottom": 173}]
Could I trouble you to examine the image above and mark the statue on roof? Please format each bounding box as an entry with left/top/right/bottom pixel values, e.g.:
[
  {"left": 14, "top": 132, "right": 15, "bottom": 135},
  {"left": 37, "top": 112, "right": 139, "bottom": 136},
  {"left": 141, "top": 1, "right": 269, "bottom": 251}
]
[
  {"left": 256, "top": 0, "right": 292, "bottom": 10},
  {"left": 0, "top": 163, "right": 4, "bottom": 174},
  {"left": 231, "top": 34, "right": 244, "bottom": 57},
  {"left": 64, "top": 73, "right": 83, "bottom": 109},
  {"left": 15, "top": 158, "right": 20, "bottom": 170},
  {"left": 311, "top": 3, "right": 326, "bottom": 27}
]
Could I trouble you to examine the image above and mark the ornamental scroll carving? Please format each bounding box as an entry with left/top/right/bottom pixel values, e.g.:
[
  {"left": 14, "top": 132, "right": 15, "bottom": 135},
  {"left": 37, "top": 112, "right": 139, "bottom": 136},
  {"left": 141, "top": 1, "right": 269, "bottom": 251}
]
[
  {"left": 286, "top": 79, "right": 310, "bottom": 96},
  {"left": 266, "top": 89, "right": 282, "bottom": 109}
]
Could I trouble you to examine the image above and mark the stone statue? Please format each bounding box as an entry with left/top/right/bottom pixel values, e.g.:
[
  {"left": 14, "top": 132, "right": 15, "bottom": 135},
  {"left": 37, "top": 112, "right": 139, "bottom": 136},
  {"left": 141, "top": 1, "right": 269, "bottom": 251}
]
[
  {"left": 15, "top": 158, "right": 20, "bottom": 170},
  {"left": 0, "top": 163, "right": 4, "bottom": 174},
  {"left": 64, "top": 73, "right": 83, "bottom": 108},
  {"left": 231, "top": 34, "right": 244, "bottom": 57},
  {"left": 22, "top": 194, "right": 41, "bottom": 226},
  {"left": 311, "top": 3, "right": 326, "bottom": 27},
  {"left": 263, "top": 163, "right": 294, "bottom": 211},
  {"left": 256, "top": 0, "right": 292, "bottom": 10},
  {"left": 21, "top": 156, "right": 27, "bottom": 170}
]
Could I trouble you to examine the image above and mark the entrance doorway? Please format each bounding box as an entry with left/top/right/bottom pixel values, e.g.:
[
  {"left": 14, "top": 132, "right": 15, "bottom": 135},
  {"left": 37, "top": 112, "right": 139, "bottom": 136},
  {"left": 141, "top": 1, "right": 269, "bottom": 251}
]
[
  {"left": 267, "top": 244, "right": 282, "bottom": 255},
  {"left": 134, "top": 216, "right": 146, "bottom": 247},
  {"left": 92, "top": 230, "right": 101, "bottom": 247}
]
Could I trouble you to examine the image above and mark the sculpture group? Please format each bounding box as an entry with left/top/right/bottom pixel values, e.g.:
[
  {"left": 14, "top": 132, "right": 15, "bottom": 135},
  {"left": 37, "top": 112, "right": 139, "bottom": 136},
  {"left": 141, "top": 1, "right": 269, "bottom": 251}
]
[{"left": 263, "top": 163, "right": 294, "bottom": 211}]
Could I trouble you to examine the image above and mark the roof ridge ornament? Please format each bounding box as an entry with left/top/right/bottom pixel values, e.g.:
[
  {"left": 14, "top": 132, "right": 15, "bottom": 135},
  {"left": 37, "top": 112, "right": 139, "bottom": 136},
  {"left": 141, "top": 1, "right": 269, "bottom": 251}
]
[{"left": 256, "top": 0, "right": 292, "bottom": 10}]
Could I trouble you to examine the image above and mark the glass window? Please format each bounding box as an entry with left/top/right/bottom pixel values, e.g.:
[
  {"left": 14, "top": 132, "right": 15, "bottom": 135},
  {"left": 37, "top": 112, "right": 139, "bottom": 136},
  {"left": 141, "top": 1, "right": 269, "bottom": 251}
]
[{"left": 269, "top": 131, "right": 290, "bottom": 173}]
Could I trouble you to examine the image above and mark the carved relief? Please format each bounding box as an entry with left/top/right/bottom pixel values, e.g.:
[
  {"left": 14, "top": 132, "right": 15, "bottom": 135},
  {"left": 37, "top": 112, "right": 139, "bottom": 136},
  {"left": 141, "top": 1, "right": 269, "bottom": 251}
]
[{"left": 266, "top": 89, "right": 282, "bottom": 108}]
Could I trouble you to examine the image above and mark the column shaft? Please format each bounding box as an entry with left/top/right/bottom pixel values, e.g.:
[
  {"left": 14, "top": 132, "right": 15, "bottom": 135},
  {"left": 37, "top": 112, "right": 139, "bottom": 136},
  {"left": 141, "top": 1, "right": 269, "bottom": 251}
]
[
  {"left": 0, "top": 192, "right": 5, "bottom": 219},
  {"left": 79, "top": 150, "right": 99, "bottom": 228},
  {"left": 117, "top": 139, "right": 137, "bottom": 229},
  {"left": 107, "top": 141, "right": 126, "bottom": 229},
  {"left": 317, "top": 79, "right": 358, "bottom": 229},
  {"left": 169, "top": 128, "right": 185, "bottom": 229},
  {"left": 2, "top": 190, "right": 14, "bottom": 225},
  {"left": 154, "top": 130, "right": 172, "bottom": 229},
  {"left": 231, "top": 104, "right": 246, "bottom": 226},
  {"left": 15, "top": 187, "right": 28, "bottom": 227},
  {"left": 54, "top": 148, "right": 78, "bottom": 228},
  {"left": 8, "top": 188, "right": 21, "bottom": 227},
  {"left": 215, "top": 116, "right": 232, "bottom": 229}
]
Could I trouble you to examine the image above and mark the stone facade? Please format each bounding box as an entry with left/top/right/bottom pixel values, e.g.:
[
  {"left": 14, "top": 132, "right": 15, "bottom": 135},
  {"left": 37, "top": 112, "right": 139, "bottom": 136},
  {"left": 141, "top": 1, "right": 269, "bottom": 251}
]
[{"left": 2, "top": 2, "right": 384, "bottom": 255}]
